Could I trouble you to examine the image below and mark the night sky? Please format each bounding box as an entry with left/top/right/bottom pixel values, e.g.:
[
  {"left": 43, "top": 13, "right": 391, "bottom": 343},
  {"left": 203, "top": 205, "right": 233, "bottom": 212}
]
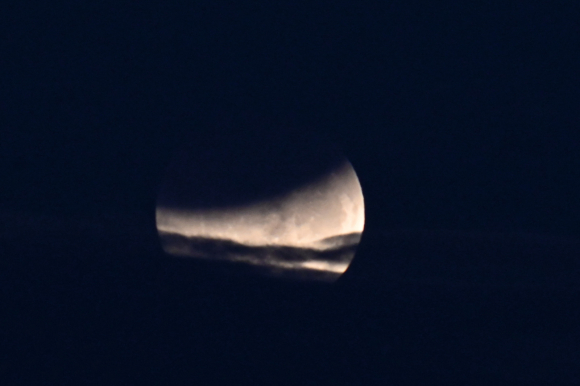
[{"left": 2, "top": 1, "right": 580, "bottom": 384}]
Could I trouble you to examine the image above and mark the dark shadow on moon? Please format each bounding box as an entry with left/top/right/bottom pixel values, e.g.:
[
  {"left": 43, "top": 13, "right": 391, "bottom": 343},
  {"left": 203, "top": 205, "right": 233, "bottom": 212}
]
[
  {"left": 158, "top": 129, "right": 349, "bottom": 210},
  {"left": 159, "top": 231, "right": 362, "bottom": 282}
]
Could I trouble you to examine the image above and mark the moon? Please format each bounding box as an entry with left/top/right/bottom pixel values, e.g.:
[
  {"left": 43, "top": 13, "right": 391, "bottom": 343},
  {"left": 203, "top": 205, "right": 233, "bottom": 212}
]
[{"left": 156, "top": 130, "right": 365, "bottom": 281}]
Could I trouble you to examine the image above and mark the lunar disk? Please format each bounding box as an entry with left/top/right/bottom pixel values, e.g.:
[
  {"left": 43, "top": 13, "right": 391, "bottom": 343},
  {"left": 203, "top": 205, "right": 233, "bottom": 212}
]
[{"left": 156, "top": 132, "right": 365, "bottom": 281}]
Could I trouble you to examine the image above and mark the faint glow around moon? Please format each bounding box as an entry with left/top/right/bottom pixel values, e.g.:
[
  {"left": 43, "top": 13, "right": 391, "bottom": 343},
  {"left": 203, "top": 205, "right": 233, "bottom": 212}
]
[{"left": 156, "top": 159, "right": 365, "bottom": 281}]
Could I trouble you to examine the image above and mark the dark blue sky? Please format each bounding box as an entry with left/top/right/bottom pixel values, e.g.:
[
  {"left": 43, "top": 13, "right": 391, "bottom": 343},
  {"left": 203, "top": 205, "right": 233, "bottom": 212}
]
[
  {"left": 2, "top": 2, "right": 580, "bottom": 384},
  {"left": 2, "top": 1, "right": 580, "bottom": 236}
]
